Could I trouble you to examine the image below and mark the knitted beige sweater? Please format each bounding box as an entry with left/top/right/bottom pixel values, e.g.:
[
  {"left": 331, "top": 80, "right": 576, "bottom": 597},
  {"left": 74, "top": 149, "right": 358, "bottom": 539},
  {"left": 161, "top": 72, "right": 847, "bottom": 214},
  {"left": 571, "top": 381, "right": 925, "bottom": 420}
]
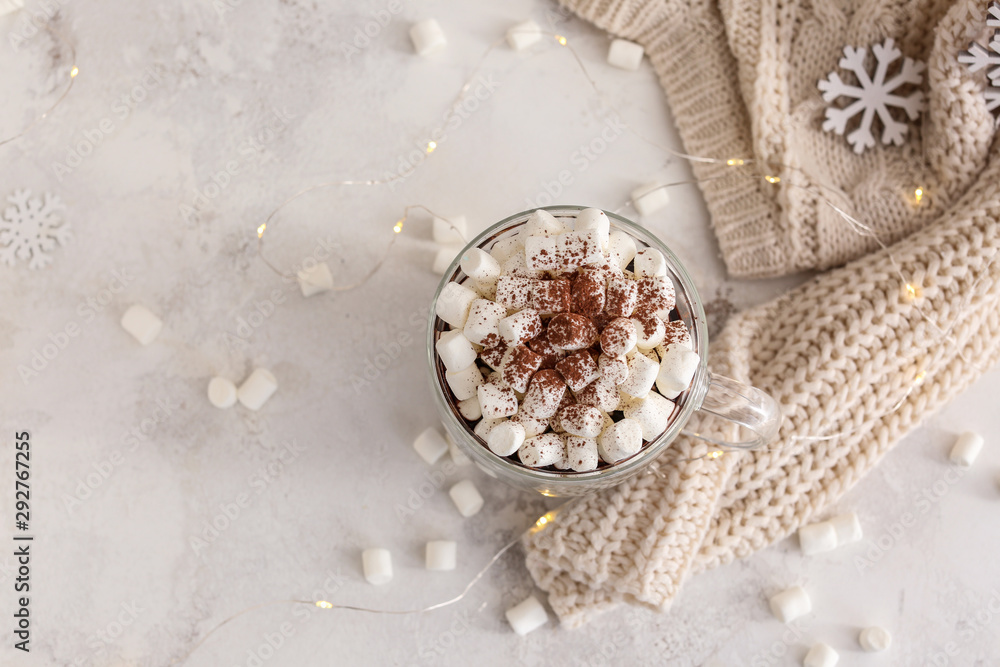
[{"left": 523, "top": 0, "right": 1000, "bottom": 626}]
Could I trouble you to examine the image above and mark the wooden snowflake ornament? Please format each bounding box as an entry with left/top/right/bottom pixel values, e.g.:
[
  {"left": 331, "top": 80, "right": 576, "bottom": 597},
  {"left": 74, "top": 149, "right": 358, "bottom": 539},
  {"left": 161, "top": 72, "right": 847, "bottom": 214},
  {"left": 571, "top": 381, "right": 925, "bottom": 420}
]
[
  {"left": 957, "top": 1, "right": 1000, "bottom": 115},
  {"left": 818, "top": 38, "right": 926, "bottom": 154}
]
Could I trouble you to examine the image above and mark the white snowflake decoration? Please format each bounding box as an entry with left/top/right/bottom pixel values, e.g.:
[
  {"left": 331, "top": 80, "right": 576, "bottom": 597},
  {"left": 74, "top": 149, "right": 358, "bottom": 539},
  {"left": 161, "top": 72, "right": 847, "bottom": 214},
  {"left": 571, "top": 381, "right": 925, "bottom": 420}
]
[
  {"left": 818, "top": 38, "right": 926, "bottom": 154},
  {"left": 0, "top": 189, "right": 71, "bottom": 269},
  {"left": 957, "top": 1, "right": 1000, "bottom": 114}
]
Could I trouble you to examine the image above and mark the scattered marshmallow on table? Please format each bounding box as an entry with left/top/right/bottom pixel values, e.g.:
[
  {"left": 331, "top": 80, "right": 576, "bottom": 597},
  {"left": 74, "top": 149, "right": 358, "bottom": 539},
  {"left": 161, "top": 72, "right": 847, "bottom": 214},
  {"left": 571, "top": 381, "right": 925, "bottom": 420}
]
[
  {"left": 656, "top": 344, "right": 700, "bottom": 399},
  {"left": 487, "top": 420, "right": 526, "bottom": 456},
  {"left": 829, "top": 511, "right": 863, "bottom": 545},
  {"left": 574, "top": 208, "right": 610, "bottom": 249},
  {"left": 445, "top": 363, "right": 483, "bottom": 401},
  {"left": 436, "top": 330, "right": 479, "bottom": 372},
  {"left": 859, "top": 626, "right": 891, "bottom": 652},
  {"left": 769, "top": 586, "right": 811, "bottom": 624},
  {"left": 435, "top": 281, "right": 479, "bottom": 328},
  {"left": 447, "top": 435, "right": 471, "bottom": 466},
  {"left": 362, "top": 548, "right": 393, "bottom": 585},
  {"left": 237, "top": 368, "right": 278, "bottom": 410},
  {"left": 410, "top": 19, "right": 446, "bottom": 56},
  {"left": 207, "top": 377, "right": 237, "bottom": 409},
  {"left": 798, "top": 521, "right": 838, "bottom": 556},
  {"left": 607, "top": 38, "right": 644, "bottom": 70},
  {"left": 297, "top": 262, "right": 334, "bottom": 297},
  {"left": 425, "top": 540, "right": 457, "bottom": 571},
  {"left": 0, "top": 0, "right": 23, "bottom": 17},
  {"left": 413, "top": 427, "right": 450, "bottom": 465},
  {"left": 433, "top": 214, "right": 468, "bottom": 245},
  {"left": 631, "top": 182, "right": 670, "bottom": 216},
  {"left": 506, "top": 19, "right": 541, "bottom": 51},
  {"left": 121, "top": 304, "right": 162, "bottom": 345},
  {"left": 803, "top": 643, "right": 839, "bottom": 667},
  {"left": 949, "top": 431, "right": 984, "bottom": 467},
  {"left": 506, "top": 595, "right": 548, "bottom": 636},
  {"left": 433, "top": 245, "right": 463, "bottom": 275},
  {"left": 449, "top": 479, "right": 484, "bottom": 517}
]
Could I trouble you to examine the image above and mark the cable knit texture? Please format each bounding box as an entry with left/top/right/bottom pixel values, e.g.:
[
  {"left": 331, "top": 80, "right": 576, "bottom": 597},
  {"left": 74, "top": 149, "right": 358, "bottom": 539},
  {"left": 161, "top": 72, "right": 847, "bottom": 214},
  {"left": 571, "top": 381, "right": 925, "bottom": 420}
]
[{"left": 523, "top": 0, "right": 1000, "bottom": 627}]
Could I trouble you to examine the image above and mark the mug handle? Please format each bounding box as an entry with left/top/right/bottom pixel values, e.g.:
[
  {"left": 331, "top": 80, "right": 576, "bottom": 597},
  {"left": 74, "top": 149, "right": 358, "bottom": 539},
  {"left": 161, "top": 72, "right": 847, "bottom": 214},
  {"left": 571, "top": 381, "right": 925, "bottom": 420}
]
[{"left": 682, "top": 373, "right": 783, "bottom": 450}]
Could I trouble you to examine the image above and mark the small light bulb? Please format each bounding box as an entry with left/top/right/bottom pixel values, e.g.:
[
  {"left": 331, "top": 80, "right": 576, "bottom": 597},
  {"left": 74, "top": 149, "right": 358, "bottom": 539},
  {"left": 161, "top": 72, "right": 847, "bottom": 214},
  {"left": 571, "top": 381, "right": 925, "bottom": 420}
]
[
  {"left": 708, "top": 451, "right": 723, "bottom": 459},
  {"left": 316, "top": 601, "right": 333, "bottom": 609},
  {"left": 393, "top": 220, "right": 404, "bottom": 234},
  {"left": 914, "top": 370, "right": 927, "bottom": 384},
  {"left": 764, "top": 175, "right": 780, "bottom": 184},
  {"left": 426, "top": 141, "right": 437, "bottom": 153},
  {"left": 555, "top": 35, "right": 567, "bottom": 46},
  {"left": 726, "top": 158, "right": 745, "bottom": 166},
  {"left": 904, "top": 282, "right": 920, "bottom": 300},
  {"left": 256, "top": 223, "right": 266, "bottom": 238},
  {"left": 531, "top": 511, "right": 557, "bottom": 533},
  {"left": 70, "top": 66, "right": 79, "bottom": 78},
  {"left": 914, "top": 187, "right": 924, "bottom": 204}
]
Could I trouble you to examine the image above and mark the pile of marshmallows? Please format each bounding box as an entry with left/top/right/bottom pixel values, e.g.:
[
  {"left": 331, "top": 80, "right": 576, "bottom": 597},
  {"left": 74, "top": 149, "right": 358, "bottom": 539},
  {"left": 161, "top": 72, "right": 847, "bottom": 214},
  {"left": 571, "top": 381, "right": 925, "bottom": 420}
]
[{"left": 433, "top": 208, "right": 700, "bottom": 472}]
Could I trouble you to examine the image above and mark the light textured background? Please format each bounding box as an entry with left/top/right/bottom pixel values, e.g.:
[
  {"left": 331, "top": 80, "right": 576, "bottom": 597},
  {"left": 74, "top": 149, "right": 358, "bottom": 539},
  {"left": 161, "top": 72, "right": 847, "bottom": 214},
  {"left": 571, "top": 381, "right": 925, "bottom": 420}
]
[{"left": 0, "top": 1, "right": 998, "bottom": 665}]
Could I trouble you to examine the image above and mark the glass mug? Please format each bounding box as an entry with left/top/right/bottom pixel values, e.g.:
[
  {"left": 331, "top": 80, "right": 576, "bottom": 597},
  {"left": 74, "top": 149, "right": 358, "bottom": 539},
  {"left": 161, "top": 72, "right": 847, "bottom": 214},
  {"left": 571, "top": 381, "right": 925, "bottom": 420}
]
[{"left": 426, "top": 206, "right": 781, "bottom": 497}]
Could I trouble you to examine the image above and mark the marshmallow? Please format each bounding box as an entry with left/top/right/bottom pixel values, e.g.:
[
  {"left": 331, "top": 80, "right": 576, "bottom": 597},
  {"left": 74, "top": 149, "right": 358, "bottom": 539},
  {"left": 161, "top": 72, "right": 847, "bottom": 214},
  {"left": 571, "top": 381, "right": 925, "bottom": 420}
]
[
  {"left": 622, "top": 391, "right": 675, "bottom": 440},
  {"left": 631, "top": 182, "right": 670, "bottom": 216},
  {"left": 565, "top": 436, "right": 599, "bottom": 471},
  {"left": 557, "top": 404, "right": 604, "bottom": 438},
  {"left": 574, "top": 208, "right": 610, "bottom": 249},
  {"left": 547, "top": 313, "right": 598, "bottom": 351},
  {"left": 460, "top": 248, "right": 501, "bottom": 284},
  {"left": 598, "top": 354, "right": 629, "bottom": 385},
  {"left": 633, "top": 248, "right": 667, "bottom": 278},
  {"left": 487, "top": 420, "right": 526, "bottom": 456},
  {"left": 464, "top": 299, "right": 507, "bottom": 346},
  {"left": 526, "top": 330, "right": 567, "bottom": 368},
  {"left": 425, "top": 540, "right": 457, "bottom": 571},
  {"left": 511, "top": 412, "right": 549, "bottom": 437},
  {"left": 207, "top": 377, "right": 237, "bottom": 409},
  {"left": 480, "top": 342, "right": 508, "bottom": 371},
  {"left": 661, "top": 319, "right": 693, "bottom": 349},
  {"left": 436, "top": 330, "right": 479, "bottom": 372},
  {"left": 432, "top": 215, "right": 468, "bottom": 244},
  {"left": 0, "top": 0, "right": 24, "bottom": 17},
  {"left": 636, "top": 276, "right": 676, "bottom": 319},
  {"left": 362, "top": 548, "right": 393, "bottom": 585},
  {"left": 859, "top": 626, "right": 891, "bottom": 652},
  {"left": 524, "top": 209, "right": 570, "bottom": 237},
  {"left": 237, "top": 368, "right": 278, "bottom": 410},
  {"left": 449, "top": 479, "right": 484, "bottom": 517},
  {"left": 529, "top": 279, "right": 571, "bottom": 314},
  {"left": 575, "top": 376, "right": 621, "bottom": 413},
  {"left": 505, "top": 596, "right": 548, "bottom": 636},
  {"left": 433, "top": 246, "right": 459, "bottom": 277},
  {"left": 632, "top": 314, "right": 666, "bottom": 349},
  {"left": 506, "top": 19, "right": 542, "bottom": 51},
  {"left": 501, "top": 344, "right": 544, "bottom": 393},
  {"left": 798, "top": 521, "right": 838, "bottom": 556},
  {"left": 490, "top": 237, "right": 523, "bottom": 264},
  {"left": 501, "top": 247, "right": 543, "bottom": 278},
  {"left": 524, "top": 231, "right": 603, "bottom": 271},
  {"left": 435, "top": 282, "right": 480, "bottom": 328},
  {"left": 478, "top": 382, "right": 518, "bottom": 419},
  {"left": 571, "top": 270, "right": 607, "bottom": 316},
  {"left": 620, "top": 351, "right": 659, "bottom": 398},
  {"left": 803, "top": 643, "right": 839, "bottom": 667},
  {"left": 521, "top": 370, "right": 568, "bottom": 419},
  {"left": 656, "top": 344, "right": 700, "bottom": 399},
  {"left": 473, "top": 417, "right": 503, "bottom": 440},
  {"left": 413, "top": 427, "right": 450, "bottom": 464},
  {"left": 608, "top": 230, "right": 637, "bottom": 269},
  {"left": 121, "top": 304, "right": 162, "bottom": 345},
  {"left": 949, "top": 431, "right": 984, "bottom": 467},
  {"left": 555, "top": 350, "right": 600, "bottom": 392},
  {"left": 297, "top": 262, "right": 334, "bottom": 297},
  {"left": 518, "top": 433, "right": 566, "bottom": 467},
  {"left": 523, "top": 235, "right": 559, "bottom": 271},
  {"left": 607, "top": 38, "right": 644, "bottom": 71},
  {"left": 769, "top": 586, "right": 811, "bottom": 623},
  {"left": 597, "top": 418, "right": 643, "bottom": 463},
  {"left": 446, "top": 363, "right": 483, "bottom": 401},
  {"left": 410, "top": 19, "right": 446, "bottom": 56},
  {"left": 605, "top": 277, "right": 638, "bottom": 318},
  {"left": 447, "top": 432, "right": 472, "bottom": 466},
  {"left": 499, "top": 309, "right": 543, "bottom": 346},
  {"left": 829, "top": 511, "right": 863, "bottom": 545},
  {"left": 495, "top": 276, "right": 534, "bottom": 309}
]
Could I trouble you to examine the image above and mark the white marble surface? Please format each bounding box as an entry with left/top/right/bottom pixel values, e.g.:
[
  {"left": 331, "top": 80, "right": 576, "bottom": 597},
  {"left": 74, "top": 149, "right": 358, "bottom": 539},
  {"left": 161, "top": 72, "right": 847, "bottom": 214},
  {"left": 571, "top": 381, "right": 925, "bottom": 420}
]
[{"left": 0, "top": 1, "right": 998, "bottom": 665}]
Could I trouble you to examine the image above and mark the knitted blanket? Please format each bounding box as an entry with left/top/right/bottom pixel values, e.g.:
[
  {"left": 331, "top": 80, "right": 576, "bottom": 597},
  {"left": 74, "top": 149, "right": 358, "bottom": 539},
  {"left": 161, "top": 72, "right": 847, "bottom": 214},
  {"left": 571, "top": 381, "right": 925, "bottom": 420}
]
[{"left": 523, "top": 0, "right": 1000, "bottom": 627}]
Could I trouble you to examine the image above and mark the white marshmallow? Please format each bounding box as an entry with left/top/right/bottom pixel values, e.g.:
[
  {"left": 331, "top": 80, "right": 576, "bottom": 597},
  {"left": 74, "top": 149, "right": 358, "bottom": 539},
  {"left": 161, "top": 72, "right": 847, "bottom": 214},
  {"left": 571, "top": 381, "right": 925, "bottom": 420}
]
[
  {"left": 121, "top": 304, "right": 162, "bottom": 345},
  {"left": 521, "top": 371, "right": 568, "bottom": 419},
  {"left": 506, "top": 19, "right": 541, "bottom": 51},
  {"left": 473, "top": 417, "right": 503, "bottom": 440},
  {"left": 804, "top": 643, "right": 839, "bottom": 667},
  {"left": 433, "top": 245, "right": 463, "bottom": 275},
  {"left": 656, "top": 344, "right": 700, "bottom": 399},
  {"left": 565, "top": 436, "right": 599, "bottom": 472},
  {"left": 949, "top": 431, "right": 984, "bottom": 467},
  {"left": 435, "top": 281, "right": 480, "bottom": 328},
  {"left": 410, "top": 19, "right": 447, "bottom": 56},
  {"left": 524, "top": 209, "right": 569, "bottom": 237},
  {"left": 511, "top": 412, "right": 549, "bottom": 437},
  {"left": 769, "top": 586, "right": 811, "bottom": 624},
  {"left": 487, "top": 420, "right": 526, "bottom": 456},
  {"left": 523, "top": 235, "right": 559, "bottom": 271},
  {"left": 608, "top": 230, "right": 637, "bottom": 269},
  {"left": 575, "top": 376, "right": 621, "bottom": 413},
  {"left": 478, "top": 382, "right": 518, "bottom": 419},
  {"left": 559, "top": 231, "right": 605, "bottom": 267},
  {"left": 436, "top": 330, "right": 479, "bottom": 372},
  {"left": 446, "top": 363, "right": 483, "bottom": 401},
  {"left": 447, "top": 433, "right": 472, "bottom": 466},
  {"left": 207, "top": 377, "right": 237, "bottom": 409},
  {"left": 495, "top": 275, "right": 534, "bottom": 309},
  {"left": 518, "top": 433, "right": 566, "bottom": 468},
  {"left": 607, "top": 38, "right": 644, "bottom": 71},
  {"left": 0, "top": 0, "right": 24, "bottom": 18},
  {"left": 597, "top": 418, "right": 643, "bottom": 463},
  {"left": 460, "top": 247, "right": 501, "bottom": 283},
  {"left": 456, "top": 395, "right": 482, "bottom": 421},
  {"left": 501, "top": 248, "right": 543, "bottom": 278},
  {"left": 433, "top": 215, "right": 467, "bottom": 245},
  {"left": 633, "top": 248, "right": 667, "bottom": 278},
  {"left": 558, "top": 404, "right": 604, "bottom": 438},
  {"left": 632, "top": 315, "right": 666, "bottom": 349},
  {"left": 505, "top": 595, "right": 548, "bottom": 636},
  {"left": 659, "top": 320, "right": 693, "bottom": 350},
  {"left": 622, "top": 391, "right": 675, "bottom": 440},
  {"left": 859, "top": 626, "right": 891, "bottom": 652},
  {"left": 413, "top": 427, "right": 450, "bottom": 465},
  {"left": 499, "top": 308, "right": 543, "bottom": 346},
  {"left": 574, "top": 208, "right": 610, "bottom": 250},
  {"left": 237, "top": 368, "right": 278, "bottom": 410},
  {"left": 829, "top": 511, "right": 863, "bottom": 545},
  {"left": 297, "top": 262, "right": 334, "bottom": 297},
  {"left": 598, "top": 354, "right": 629, "bottom": 385},
  {"left": 463, "top": 299, "right": 507, "bottom": 346},
  {"left": 425, "top": 540, "right": 457, "bottom": 571},
  {"left": 600, "top": 317, "right": 638, "bottom": 357},
  {"left": 631, "top": 182, "right": 670, "bottom": 216},
  {"left": 449, "top": 479, "right": 484, "bottom": 517},
  {"left": 798, "top": 521, "right": 838, "bottom": 556},
  {"left": 620, "top": 351, "right": 659, "bottom": 398},
  {"left": 362, "top": 548, "right": 393, "bottom": 585},
  {"left": 489, "top": 237, "right": 522, "bottom": 264}
]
